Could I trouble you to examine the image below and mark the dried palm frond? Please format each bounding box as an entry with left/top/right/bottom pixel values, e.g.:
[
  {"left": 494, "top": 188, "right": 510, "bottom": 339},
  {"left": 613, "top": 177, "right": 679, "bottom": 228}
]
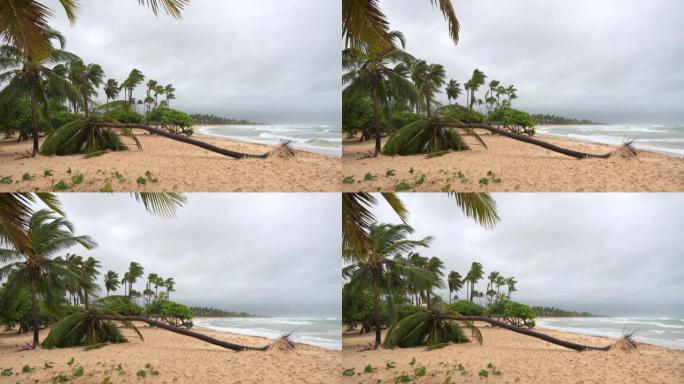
[
  {"left": 611, "top": 333, "right": 638, "bottom": 352},
  {"left": 269, "top": 140, "right": 297, "bottom": 159},
  {"left": 269, "top": 334, "right": 297, "bottom": 352},
  {"left": 610, "top": 142, "right": 639, "bottom": 159}
]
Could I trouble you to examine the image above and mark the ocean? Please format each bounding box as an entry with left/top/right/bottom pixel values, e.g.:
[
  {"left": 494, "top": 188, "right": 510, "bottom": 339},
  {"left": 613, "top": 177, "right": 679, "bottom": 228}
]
[
  {"left": 536, "top": 124, "right": 684, "bottom": 157},
  {"left": 194, "top": 317, "right": 341, "bottom": 350},
  {"left": 537, "top": 317, "right": 684, "bottom": 350},
  {"left": 197, "top": 124, "right": 342, "bottom": 158}
]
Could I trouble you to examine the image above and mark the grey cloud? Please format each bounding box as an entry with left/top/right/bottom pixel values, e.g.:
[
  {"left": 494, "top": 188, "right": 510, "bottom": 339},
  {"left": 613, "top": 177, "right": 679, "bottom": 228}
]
[
  {"left": 48, "top": 0, "right": 340, "bottom": 124},
  {"left": 382, "top": 0, "right": 684, "bottom": 123},
  {"left": 372, "top": 193, "right": 684, "bottom": 316},
  {"left": 44, "top": 193, "right": 341, "bottom": 317}
]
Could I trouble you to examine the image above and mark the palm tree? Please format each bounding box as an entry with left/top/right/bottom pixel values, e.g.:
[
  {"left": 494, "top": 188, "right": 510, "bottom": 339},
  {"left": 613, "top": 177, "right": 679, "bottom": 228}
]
[
  {"left": 125, "top": 262, "right": 144, "bottom": 299},
  {"left": 445, "top": 79, "right": 461, "bottom": 105},
  {"left": 0, "top": 210, "right": 96, "bottom": 348},
  {"left": 104, "top": 271, "right": 120, "bottom": 296},
  {"left": 424, "top": 256, "right": 445, "bottom": 308},
  {"left": 164, "top": 84, "right": 176, "bottom": 106},
  {"left": 78, "top": 256, "right": 101, "bottom": 309},
  {"left": 465, "top": 262, "right": 484, "bottom": 302},
  {"left": 507, "top": 85, "right": 518, "bottom": 106},
  {"left": 0, "top": 0, "right": 190, "bottom": 60},
  {"left": 154, "top": 84, "right": 165, "bottom": 108},
  {"left": 342, "top": 0, "right": 459, "bottom": 51},
  {"left": 486, "top": 271, "right": 500, "bottom": 304},
  {"left": 467, "top": 69, "right": 486, "bottom": 110},
  {"left": 0, "top": 33, "right": 81, "bottom": 156},
  {"left": 67, "top": 60, "right": 104, "bottom": 118},
  {"left": 343, "top": 31, "right": 420, "bottom": 156},
  {"left": 103, "top": 79, "right": 120, "bottom": 107},
  {"left": 122, "top": 69, "right": 145, "bottom": 106},
  {"left": 411, "top": 60, "right": 446, "bottom": 118},
  {"left": 487, "top": 80, "right": 500, "bottom": 111},
  {"left": 447, "top": 271, "right": 463, "bottom": 304},
  {"left": 343, "top": 223, "right": 433, "bottom": 349},
  {"left": 164, "top": 277, "right": 175, "bottom": 299},
  {"left": 505, "top": 277, "right": 517, "bottom": 299}
]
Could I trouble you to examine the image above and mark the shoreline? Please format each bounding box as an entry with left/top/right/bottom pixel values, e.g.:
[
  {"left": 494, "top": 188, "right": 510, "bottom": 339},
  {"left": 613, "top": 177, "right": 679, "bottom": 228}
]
[
  {"left": 0, "top": 324, "right": 341, "bottom": 383},
  {"left": 0, "top": 132, "right": 342, "bottom": 192},
  {"left": 342, "top": 131, "right": 684, "bottom": 192},
  {"left": 195, "top": 125, "right": 342, "bottom": 159},
  {"left": 342, "top": 325, "right": 684, "bottom": 383}
]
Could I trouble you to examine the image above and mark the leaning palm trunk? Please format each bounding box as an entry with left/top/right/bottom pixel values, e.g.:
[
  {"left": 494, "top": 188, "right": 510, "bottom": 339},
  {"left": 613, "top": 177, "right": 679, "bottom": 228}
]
[
  {"left": 444, "top": 315, "right": 612, "bottom": 352},
  {"left": 98, "top": 123, "right": 270, "bottom": 159},
  {"left": 438, "top": 122, "right": 614, "bottom": 159},
  {"left": 100, "top": 315, "right": 269, "bottom": 351}
]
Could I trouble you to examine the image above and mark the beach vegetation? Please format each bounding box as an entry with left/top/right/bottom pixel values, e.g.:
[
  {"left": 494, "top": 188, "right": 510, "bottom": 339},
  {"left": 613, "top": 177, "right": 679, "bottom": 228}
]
[
  {"left": 144, "top": 298, "right": 193, "bottom": 328},
  {"left": 342, "top": 368, "right": 355, "bottom": 376},
  {"left": 343, "top": 176, "right": 356, "bottom": 184}
]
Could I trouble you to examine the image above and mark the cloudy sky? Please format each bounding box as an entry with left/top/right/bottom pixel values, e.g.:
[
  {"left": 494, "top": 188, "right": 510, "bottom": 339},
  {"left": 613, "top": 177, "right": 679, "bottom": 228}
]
[
  {"left": 372, "top": 193, "right": 684, "bottom": 316},
  {"left": 37, "top": 194, "right": 341, "bottom": 317},
  {"left": 46, "top": 0, "right": 340, "bottom": 124},
  {"left": 382, "top": 0, "right": 684, "bottom": 123}
]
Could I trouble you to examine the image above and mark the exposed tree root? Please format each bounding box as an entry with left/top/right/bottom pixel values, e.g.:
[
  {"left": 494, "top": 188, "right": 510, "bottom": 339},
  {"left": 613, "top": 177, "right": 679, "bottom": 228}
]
[
  {"left": 99, "top": 123, "right": 270, "bottom": 159},
  {"left": 444, "top": 315, "right": 621, "bottom": 352},
  {"left": 437, "top": 122, "right": 616, "bottom": 159},
  {"left": 269, "top": 334, "right": 297, "bottom": 351},
  {"left": 100, "top": 315, "right": 269, "bottom": 351}
]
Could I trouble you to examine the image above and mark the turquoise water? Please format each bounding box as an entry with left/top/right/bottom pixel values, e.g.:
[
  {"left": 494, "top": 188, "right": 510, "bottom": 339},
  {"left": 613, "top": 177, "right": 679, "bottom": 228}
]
[
  {"left": 198, "top": 124, "right": 342, "bottom": 157},
  {"left": 194, "top": 317, "right": 341, "bottom": 350},
  {"left": 537, "top": 317, "right": 684, "bottom": 350},
  {"left": 537, "top": 124, "right": 684, "bottom": 157}
]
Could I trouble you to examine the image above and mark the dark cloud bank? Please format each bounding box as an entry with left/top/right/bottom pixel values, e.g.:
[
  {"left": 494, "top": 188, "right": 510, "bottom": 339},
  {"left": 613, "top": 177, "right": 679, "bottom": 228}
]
[
  {"left": 373, "top": 193, "right": 684, "bottom": 316},
  {"left": 47, "top": 194, "right": 341, "bottom": 317},
  {"left": 383, "top": 0, "right": 684, "bottom": 123}
]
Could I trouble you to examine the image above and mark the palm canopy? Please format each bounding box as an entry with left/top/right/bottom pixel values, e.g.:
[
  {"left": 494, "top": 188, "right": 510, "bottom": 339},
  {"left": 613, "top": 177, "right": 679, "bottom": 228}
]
[
  {"left": 343, "top": 0, "right": 459, "bottom": 52},
  {"left": 0, "top": 0, "right": 189, "bottom": 60}
]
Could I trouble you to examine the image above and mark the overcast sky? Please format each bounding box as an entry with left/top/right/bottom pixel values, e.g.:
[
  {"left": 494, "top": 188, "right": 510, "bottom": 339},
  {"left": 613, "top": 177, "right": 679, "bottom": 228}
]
[
  {"left": 382, "top": 0, "right": 684, "bottom": 123},
  {"left": 45, "top": 0, "right": 340, "bottom": 124},
  {"left": 371, "top": 193, "right": 684, "bottom": 316},
  {"left": 38, "top": 194, "right": 341, "bottom": 317}
]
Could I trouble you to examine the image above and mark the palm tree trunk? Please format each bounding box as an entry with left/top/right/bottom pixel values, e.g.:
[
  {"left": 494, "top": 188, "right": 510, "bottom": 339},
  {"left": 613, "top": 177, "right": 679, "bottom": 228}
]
[
  {"left": 371, "top": 87, "right": 382, "bottom": 156},
  {"left": 29, "top": 93, "right": 40, "bottom": 157},
  {"left": 99, "top": 316, "right": 270, "bottom": 351},
  {"left": 98, "top": 123, "right": 271, "bottom": 159},
  {"left": 30, "top": 277, "right": 39, "bottom": 348},
  {"left": 371, "top": 281, "right": 382, "bottom": 349},
  {"left": 438, "top": 123, "right": 615, "bottom": 159},
  {"left": 444, "top": 315, "right": 613, "bottom": 352},
  {"left": 83, "top": 93, "right": 89, "bottom": 118}
]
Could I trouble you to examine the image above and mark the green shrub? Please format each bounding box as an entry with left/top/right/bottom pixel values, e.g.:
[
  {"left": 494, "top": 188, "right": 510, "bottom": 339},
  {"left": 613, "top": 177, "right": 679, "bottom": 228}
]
[
  {"left": 488, "top": 299, "right": 536, "bottom": 328},
  {"left": 147, "top": 108, "right": 194, "bottom": 136},
  {"left": 448, "top": 300, "right": 486, "bottom": 316},
  {"left": 487, "top": 107, "right": 537, "bottom": 136},
  {"left": 103, "top": 108, "right": 144, "bottom": 124},
  {"left": 144, "top": 299, "right": 193, "bottom": 328},
  {"left": 98, "top": 296, "right": 142, "bottom": 316}
]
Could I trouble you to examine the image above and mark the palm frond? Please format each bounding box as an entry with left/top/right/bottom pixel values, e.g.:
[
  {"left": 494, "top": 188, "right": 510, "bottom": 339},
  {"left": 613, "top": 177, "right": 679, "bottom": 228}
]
[
  {"left": 448, "top": 193, "right": 499, "bottom": 229},
  {"left": 132, "top": 193, "right": 187, "bottom": 219}
]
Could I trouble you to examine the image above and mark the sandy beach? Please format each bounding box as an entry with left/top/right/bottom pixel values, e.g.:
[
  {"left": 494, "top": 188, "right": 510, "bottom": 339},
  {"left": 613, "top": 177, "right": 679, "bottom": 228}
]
[
  {"left": 0, "top": 131, "right": 341, "bottom": 192},
  {"left": 342, "top": 133, "right": 684, "bottom": 192},
  {"left": 0, "top": 325, "right": 341, "bottom": 384},
  {"left": 342, "top": 325, "right": 684, "bottom": 384}
]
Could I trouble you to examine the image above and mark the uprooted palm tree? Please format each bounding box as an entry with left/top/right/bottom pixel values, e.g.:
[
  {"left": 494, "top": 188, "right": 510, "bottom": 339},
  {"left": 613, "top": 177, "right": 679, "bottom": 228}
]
[
  {"left": 43, "top": 296, "right": 272, "bottom": 352},
  {"left": 343, "top": 0, "right": 459, "bottom": 52},
  {"left": 385, "top": 306, "right": 634, "bottom": 352}
]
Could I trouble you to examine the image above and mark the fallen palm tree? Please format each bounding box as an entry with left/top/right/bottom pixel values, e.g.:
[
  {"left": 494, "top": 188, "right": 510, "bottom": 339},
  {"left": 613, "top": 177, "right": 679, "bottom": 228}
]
[
  {"left": 40, "top": 118, "right": 270, "bottom": 159},
  {"left": 384, "top": 309, "right": 635, "bottom": 352}
]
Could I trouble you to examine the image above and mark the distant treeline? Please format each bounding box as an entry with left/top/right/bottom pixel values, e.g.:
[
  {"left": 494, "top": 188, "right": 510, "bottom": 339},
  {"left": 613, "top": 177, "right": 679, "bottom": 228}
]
[
  {"left": 189, "top": 306, "right": 255, "bottom": 318},
  {"left": 190, "top": 114, "right": 258, "bottom": 125},
  {"left": 532, "top": 306, "right": 598, "bottom": 317},
  {"left": 531, "top": 114, "right": 601, "bottom": 125}
]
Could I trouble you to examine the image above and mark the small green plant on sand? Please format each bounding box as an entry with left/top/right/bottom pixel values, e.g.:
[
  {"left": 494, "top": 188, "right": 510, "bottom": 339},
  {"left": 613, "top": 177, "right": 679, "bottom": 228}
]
[
  {"left": 415, "top": 174, "right": 425, "bottom": 186},
  {"left": 67, "top": 358, "right": 74, "bottom": 366},
  {"left": 414, "top": 366, "right": 426, "bottom": 378},
  {"left": 457, "top": 363, "right": 468, "bottom": 376},
  {"left": 386, "top": 362, "right": 396, "bottom": 369},
  {"left": 342, "top": 176, "right": 355, "bottom": 184},
  {"left": 101, "top": 377, "right": 114, "bottom": 384},
  {"left": 342, "top": 368, "right": 355, "bottom": 376},
  {"left": 409, "top": 167, "right": 414, "bottom": 175},
  {"left": 99, "top": 182, "right": 114, "bottom": 193},
  {"left": 72, "top": 366, "right": 84, "bottom": 377},
  {"left": 1, "top": 368, "right": 12, "bottom": 376},
  {"left": 364, "top": 173, "right": 377, "bottom": 181},
  {"left": 22, "top": 365, "right": 35, "bottom": 373},
  {"left": 385, "top": 169, "right": 396, "bottom": 177},
  {"left": 53, "top": 374, "right": 69, "bottom": 383},
  {"left": 44, "top": 362, "right": 54, "bottom": 369},
  {"left": 394, "top": 374, "right": 411, "bottom": 383},
  {"left": 394, "top": 182, "right": 412, "bottom": 192},
  {"left": 145, "top": 171, "right": 159, "bottom": 183},
  {"left": 144, "top": 363, "right": 159, "bottom": 376},
  {"left": 479, "top": 177, "right": 489, "bottom": 186},
  {"left": 71, "top": 174, "right": 84, "bottom": 185},
  {"left": 486, "top": 363, "right": 501, "bottom": 376},
  {"left": 136, "top": 176, "right": 147, "bottom": 186},
  {"left": 136, "top": 369, "right": 147, "bottom": 378},
  {"left": 113, "top": 171, "right": 126, "bottom": 183},
  {"left": 478, "top": 369, "right": 489, "bottom": 380},
  {"left": 0, "top": 176, "right": 12, "bottom": 184},
  {"left": 364, "top": 364, "right": 376, "bottom": 373},
  {"left": 53, "top": 181, "right": 69, "bottom": 191},
  {"left": 409, "top": 357, "right": 416, "bottom": 367},
  {"left": 44, "top": 169, "right": 54, "bottom": 177},
  {"left": 22, "top": 173, "right": 34, "bottom": 181},
  {"left": 441, "top": 184, "right": 452, "bottom": 192},
  {"left": 486, "top": 171, "right": 502, "bottom": 183}
]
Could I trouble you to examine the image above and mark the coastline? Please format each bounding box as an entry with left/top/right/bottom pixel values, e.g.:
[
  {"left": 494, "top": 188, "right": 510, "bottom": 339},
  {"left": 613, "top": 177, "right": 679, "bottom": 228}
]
[
  {"left": 0, "top": 324, "right": 341, "bottom": 384},
  {"left": 342, "top": 132, "right": 684, "bottom": 192},
  {"left": 342, "top": 325, "right": 684, "bottom": 383},
  {"left": 0, "top": 131, "right": 342, "bottom": 192}
]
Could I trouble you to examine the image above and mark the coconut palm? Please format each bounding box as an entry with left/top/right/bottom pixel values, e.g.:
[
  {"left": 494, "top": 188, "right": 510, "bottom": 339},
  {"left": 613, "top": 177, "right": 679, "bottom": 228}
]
[
  {"left": 383, "top": 305, "right": 479, "bottom": 348},
  {"left": 0, "top": 209, "right": 96, "bottom": 348},
  {"left": 411, "top": 60, "right": 445, "bottom": 118},
  {"left": 342, "top": 0, "right": 459, "bottom": 52},
  {"left": 486, "top": 80, "right": 500, "bottom": 111},
  {"left": 77, "top": 256, "right": 101, "bottom": 309},
  {"left": 424, "top": 256, "right": 445, "bottom": 308},
  {"left": 0, "top": 0, "right": 190, "bottom": 60},
  {"left": 163, "top": 84, "right": 176, "bottom": 106},
  {"left": 125, "top": 262, "right": 144, "bottom": 299},
  {"left": 154, "top": 84, "right": 165, "bottom": 108},
  {"left": 66, "top": 60, "right": 104, "bottom": 117},
  {"left": 447, "top": 271, "right": 463, "bottom": 304},
  {"left": 122, "top": 69, "right": 145, "bottom": 106},
  {"left": 465, "top": 262, "right": 484, "bottom": 302},
  {"left": 343, "top": 223, "right": 433, "bottom": 348},
  {"left": 505, "top": 276, "right": 517, "bottom": 299},
  {"left": 164, "top": 277, "right": 175, "bottom": 299},
  {"left": 467, "top": 69, "right": 486, "bottom": 110},
  {"left": 0, "top": 32, "right": 81, "bottom": 156},
  {"left": 486, "top": 271, "right": 500, "bottom": 304},
  {"left": 103, "top": 79, "right": 120, "bottom": 106},
  {"left": 445, "top": 79, "right": 461, "bottom": 105},
  {"left": 104, "top": 270, "right": 120, "bottom": 296},
  {"left": 343, "top": 31, "right": 420, "bottom": 156}
]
